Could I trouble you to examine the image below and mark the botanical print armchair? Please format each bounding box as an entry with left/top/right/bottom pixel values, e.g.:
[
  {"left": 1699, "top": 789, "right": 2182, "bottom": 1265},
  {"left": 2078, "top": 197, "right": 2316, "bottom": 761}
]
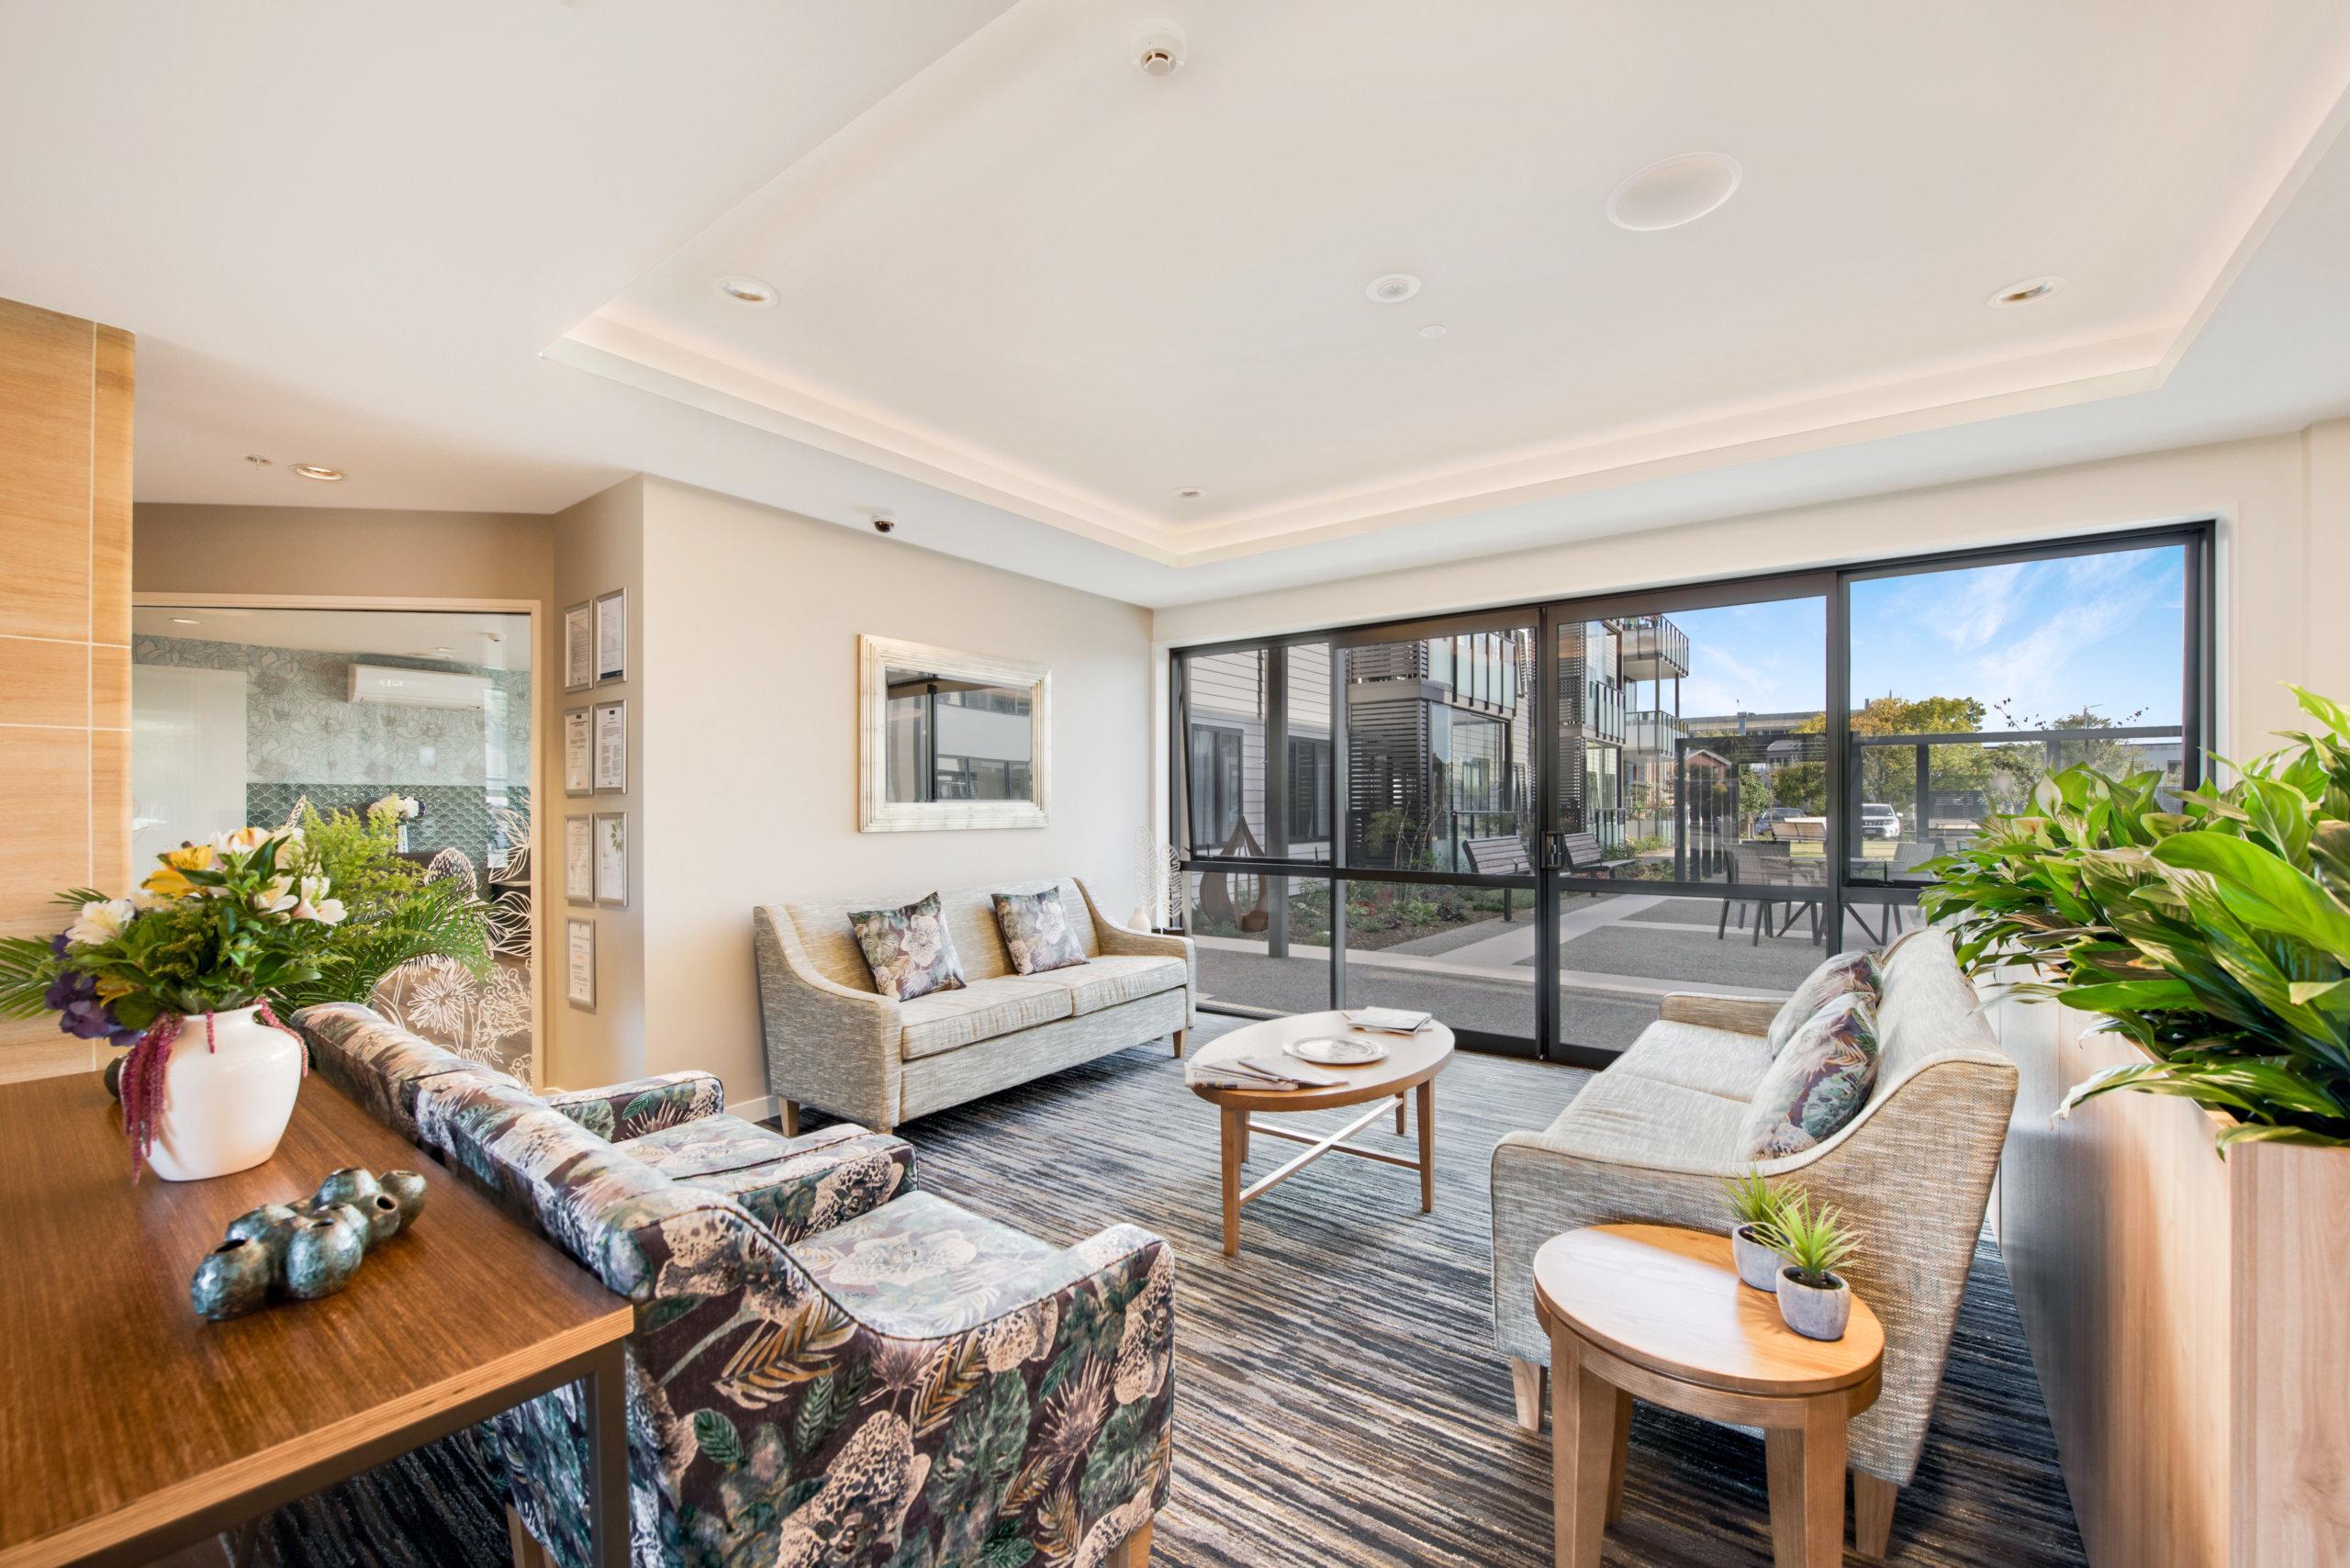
[{"left": 409, "top": 1071, "right": 1175, "bottom": 1568}]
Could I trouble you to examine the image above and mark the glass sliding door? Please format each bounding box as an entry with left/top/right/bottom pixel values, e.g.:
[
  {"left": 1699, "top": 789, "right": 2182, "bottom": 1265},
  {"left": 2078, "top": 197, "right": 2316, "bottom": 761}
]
[
  {"left": 1175, "top": 639, "right": 1336, "bottom": 1016},
  {"left": 1546, "top": 591, "right": 1832, "bottom": 1061},
  {"left": 1169, "top": 521, "right": 2212, "bottom": 1064},
  {"left": 1335, "top": 617, "right": 1539, "bottom": 1051}
]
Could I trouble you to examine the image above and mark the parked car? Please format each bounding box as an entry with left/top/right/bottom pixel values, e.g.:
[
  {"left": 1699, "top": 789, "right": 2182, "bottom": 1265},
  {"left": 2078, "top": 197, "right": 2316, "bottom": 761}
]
[{"left": 1862, "top": 802, "right": 1903, "bottom": 839}]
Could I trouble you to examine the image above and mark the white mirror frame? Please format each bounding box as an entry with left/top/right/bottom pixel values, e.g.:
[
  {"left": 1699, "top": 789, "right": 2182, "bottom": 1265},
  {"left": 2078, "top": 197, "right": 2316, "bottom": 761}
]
[{"left": 858, "top": 634, "right": 1051, "bottom": 833}]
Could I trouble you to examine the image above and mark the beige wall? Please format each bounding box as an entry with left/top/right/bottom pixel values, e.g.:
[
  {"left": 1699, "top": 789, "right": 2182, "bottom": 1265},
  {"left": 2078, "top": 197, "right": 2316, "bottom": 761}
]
[
  {"left": 635, "top": 477, "right": 1158, "bottom": 1106},
  {"left": 1151, "top": 424, "right": 2350, "bottom": 764},
  {"left": 0, "top": 299, "right": 132, "bottom": 1076},
  {"left": 543, "top": 478, "right": 645, "bottom": 1089}
]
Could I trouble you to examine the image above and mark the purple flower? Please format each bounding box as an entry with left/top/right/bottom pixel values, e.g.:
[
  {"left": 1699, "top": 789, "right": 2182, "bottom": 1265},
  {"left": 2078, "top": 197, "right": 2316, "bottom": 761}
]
[{"left": 44, "top": 938, "right": 140, "bottom": 1046}]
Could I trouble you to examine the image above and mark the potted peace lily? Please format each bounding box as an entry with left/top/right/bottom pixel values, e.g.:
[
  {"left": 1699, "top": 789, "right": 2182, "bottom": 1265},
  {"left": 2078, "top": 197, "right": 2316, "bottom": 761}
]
[
  {"left": 0, "top": 826, "right": 347, "bottom": 1181},
  {"left": 1723, "top": 1168, "right": 1792, "bottom": 1292},
  {"left": 1765, "top": 1192, "right": 1863, "bottom": 1341}
]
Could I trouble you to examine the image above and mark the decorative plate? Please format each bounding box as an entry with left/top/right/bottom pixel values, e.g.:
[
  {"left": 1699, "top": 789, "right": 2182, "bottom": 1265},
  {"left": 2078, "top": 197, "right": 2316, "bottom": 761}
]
[{"left": 1284, "top": 1036, "right": 1388, "bottom": 1066}]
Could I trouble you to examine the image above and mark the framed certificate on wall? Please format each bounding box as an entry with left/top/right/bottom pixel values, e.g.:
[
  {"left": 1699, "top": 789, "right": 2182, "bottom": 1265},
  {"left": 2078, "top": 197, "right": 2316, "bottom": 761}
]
[
  {"left": 593, "top": 588, "right": 628, "bottom": 684},
  {"left": 594, "top": 812, "right": 628, "bottom": 907},
  {"left": 565, "top": 816, "right": 594, "bottom": 905},
  {"left": 592, "top": 700, "right": 627, "bottom": 792},
  {"left": 563, "top": 707, "right": 593, "bottom": 797},
  {"left": 565, "top": 919, "right": 597, "bottom": 1010},
  {"left": 564, "top": 601, "right": 592, "bottom": 692}
]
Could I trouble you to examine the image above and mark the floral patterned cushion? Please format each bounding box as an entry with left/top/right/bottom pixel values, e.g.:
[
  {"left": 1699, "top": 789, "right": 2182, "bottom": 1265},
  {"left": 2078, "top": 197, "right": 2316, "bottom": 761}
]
[
  {"left": 847, "top": 891, "right": 967, "bottom": 1001},
  {"left": 1739, "top": 991, "right": 1882, "bottom": 1159},
  {"left": 1764, "top": 947, "right": 1883, "bottom": 1055},
  {"left": 990, "top": 887, "right": 1089, "bottom": 976},
  {"left": 546, "top": 1070, "right": 726, "bottom": 1141},
  {"left": 622, "top": 1118, "right": 916, "bottom": 1244},
  {"left": 294, "top": 1001, "right": 525, "bottom": 1139}
]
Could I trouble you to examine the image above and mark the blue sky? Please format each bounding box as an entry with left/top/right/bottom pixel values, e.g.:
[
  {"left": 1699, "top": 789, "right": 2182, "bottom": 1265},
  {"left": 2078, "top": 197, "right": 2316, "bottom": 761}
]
[{"left": 1660, "top": 544, "right": 2186, "bottom": 726}]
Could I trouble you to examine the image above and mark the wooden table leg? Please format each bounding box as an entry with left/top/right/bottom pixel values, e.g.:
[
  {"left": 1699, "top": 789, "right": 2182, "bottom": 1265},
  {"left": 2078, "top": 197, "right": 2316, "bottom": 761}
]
[
  {"left": 1220, "top": 1105, "right": 1245, "bottom": 1258},
  {"left": 1395, "top": 1093, "right": 1406, "bottom": 1136},
  {"left": 1416, "top": 1080, "right": 1435, "bottom": 1213},
  {"left": 1762, "top": 1394, "right": 1848, "bottom": 1568},
  {"left": 1603, "top": 1386, "right": 1632, "bottom": 1526},
  {"left": 1550, "top": 1331, "right": 1617, "bottom": 1568},
  {"left": 585, "top": 1339, "right": 630, "bottom": 1568}
]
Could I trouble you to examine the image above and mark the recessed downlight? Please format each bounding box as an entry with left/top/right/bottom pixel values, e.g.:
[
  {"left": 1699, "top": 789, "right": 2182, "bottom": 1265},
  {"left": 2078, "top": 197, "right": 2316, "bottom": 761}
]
[
  {"left": 715, "top": 275, "right": 778, "bottom": 308},
  {"left": 1988, "top": 275, "right": 2063, "bottom": 308},
  {"left": 170, "top": 617, "right": 201, "bottom": 626},
  {"left": 1418, "top": 323, "right": 1449, "bottom": 341},
  {"left": 1366, "top": 273, "right": 1421, "bottom": 304},
  {"left": 290, "top": 464, "right": 344, "bottom": 482},
  {"left": 1607, "top": 152, "right": 1742, "bottom": 232}
]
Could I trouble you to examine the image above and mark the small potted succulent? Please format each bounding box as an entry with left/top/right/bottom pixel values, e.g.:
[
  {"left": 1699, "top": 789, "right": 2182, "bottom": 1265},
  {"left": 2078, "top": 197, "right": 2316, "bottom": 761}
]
[
  {"left": 1723, "top": 1168, "right": 1790, "bottom": 1292},
  {"left": 1765, "top": 1192, "right": 1863, "bottom": 1341}
]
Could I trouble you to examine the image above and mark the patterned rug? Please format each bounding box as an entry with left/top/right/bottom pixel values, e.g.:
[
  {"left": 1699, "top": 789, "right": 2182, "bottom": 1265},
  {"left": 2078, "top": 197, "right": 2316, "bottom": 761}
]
[{"left": 234, "top": 1021, "right": 2084, "bottom": 1567}]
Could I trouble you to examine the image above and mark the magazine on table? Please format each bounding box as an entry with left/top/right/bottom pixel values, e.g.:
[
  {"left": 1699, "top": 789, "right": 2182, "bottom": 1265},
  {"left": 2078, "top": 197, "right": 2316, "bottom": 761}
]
[
  {"left": 1183, "top": 1054, "right": 1345, "bottom": 1092},
  {"left": 1343, "top": 1007, "right": 1433, "bottom": 1036}
]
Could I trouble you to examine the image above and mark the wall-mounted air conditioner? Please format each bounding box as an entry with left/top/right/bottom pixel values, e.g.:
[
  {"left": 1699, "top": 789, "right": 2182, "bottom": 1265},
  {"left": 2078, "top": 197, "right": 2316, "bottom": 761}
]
[{"left": 347, "top": 664, "right": 490, "bottom": 710}]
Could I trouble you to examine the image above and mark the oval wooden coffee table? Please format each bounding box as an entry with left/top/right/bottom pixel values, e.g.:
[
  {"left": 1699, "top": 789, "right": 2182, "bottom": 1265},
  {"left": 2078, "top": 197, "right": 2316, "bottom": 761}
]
[
  {"left": 1186, "top": 1011, "right": 1453, "bottom": 1257},
  {"left": 1532, "top": 1224, "right": 1884, "bottom": 1568}
]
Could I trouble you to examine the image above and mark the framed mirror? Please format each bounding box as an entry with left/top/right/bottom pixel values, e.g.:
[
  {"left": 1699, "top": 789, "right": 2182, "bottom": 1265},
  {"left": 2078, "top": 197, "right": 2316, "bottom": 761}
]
[{"left": 858, "top": 634, "right": 1050, "bottom": 832}]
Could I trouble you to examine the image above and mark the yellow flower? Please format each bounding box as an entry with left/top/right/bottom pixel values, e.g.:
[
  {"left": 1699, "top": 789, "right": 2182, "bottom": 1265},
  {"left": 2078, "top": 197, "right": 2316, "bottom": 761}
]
[
  {"left": 95, "top": 977, "right": 134, "bottom": 1003},
  {"left": 142, "top": 842, "right": 216, "bottom": 899}
]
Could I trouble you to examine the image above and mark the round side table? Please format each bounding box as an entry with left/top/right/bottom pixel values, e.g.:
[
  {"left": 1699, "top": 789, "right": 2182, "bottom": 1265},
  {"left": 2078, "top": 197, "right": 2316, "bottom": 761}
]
[{"left": 1531, "top": 1224, "right": 1884, "bottom": 1568}]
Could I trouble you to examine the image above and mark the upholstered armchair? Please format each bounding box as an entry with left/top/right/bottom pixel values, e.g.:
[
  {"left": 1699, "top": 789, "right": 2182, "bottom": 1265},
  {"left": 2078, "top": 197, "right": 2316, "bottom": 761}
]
[
  {"left": 417, "top": 1071, "right": 1173, "bottom": 1568},
  {"left": 1488, "top": 932, "right": 2016, "bottom": 1557},
  {"left": 296, "top": 1003, "right": 1173, "bottom": 1568}
]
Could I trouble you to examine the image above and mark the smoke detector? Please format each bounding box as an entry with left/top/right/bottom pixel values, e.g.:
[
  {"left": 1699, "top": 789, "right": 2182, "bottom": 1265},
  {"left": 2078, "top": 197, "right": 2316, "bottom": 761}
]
[{"left": 1133, "top": 21, "right": 1186, "bottom": 76}]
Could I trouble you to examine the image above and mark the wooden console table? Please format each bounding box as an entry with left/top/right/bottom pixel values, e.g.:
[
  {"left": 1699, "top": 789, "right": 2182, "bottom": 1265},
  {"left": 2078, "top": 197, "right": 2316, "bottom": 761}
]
[{"left": 0, "top": 1070, "right": 633, "bottom": 1568}]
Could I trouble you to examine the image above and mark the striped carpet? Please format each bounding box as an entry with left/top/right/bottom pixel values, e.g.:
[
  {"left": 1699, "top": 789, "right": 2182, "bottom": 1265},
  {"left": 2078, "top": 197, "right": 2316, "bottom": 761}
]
[{"left": 236, "top": 1018, "right": 2084, "bottom": 1567}]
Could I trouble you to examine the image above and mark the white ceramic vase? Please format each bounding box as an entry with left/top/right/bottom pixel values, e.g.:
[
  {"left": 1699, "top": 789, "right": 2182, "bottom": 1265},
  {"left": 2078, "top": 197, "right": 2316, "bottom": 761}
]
[{"left": 143, "top": 1005, "right": 305, "bottom": 1182}]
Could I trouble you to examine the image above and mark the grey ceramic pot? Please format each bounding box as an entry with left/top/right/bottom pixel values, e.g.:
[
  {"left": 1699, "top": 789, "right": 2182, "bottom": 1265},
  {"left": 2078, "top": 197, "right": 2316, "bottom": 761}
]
[
  {"left": 282, "top": 1215, "right": 366, "bottom": 1300},
  {"left": 314, "top": 1167, "right": 384, "bottom": 1210},
  {"left": 1730, "top": 1224, "right": 1783, "bottom": 1292},
  {"left": 1776, "top": 1268, "right": 1852, "bottom": 1340},
  {"left": 190, "top": 1237, "right": 275, "bottom": 1321},
  {"left": 225, "top": 1203, "right": 301, "bottom": 1249},
  {"left": 379, "top": 1169, "right": 429, "bottom": 1227},
  {"left": 359, "top": 1192, "right": 405, "bottom": 1246}
]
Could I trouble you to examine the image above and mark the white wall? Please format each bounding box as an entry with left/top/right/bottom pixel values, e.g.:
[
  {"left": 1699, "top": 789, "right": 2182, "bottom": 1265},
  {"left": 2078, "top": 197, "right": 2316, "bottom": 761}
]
[
  {"left": 1153, "top": 425, "right": 2350, "bottom": 772},
  {"left": 635, "top": 478, "right": 1157, "bottom": 1105}
]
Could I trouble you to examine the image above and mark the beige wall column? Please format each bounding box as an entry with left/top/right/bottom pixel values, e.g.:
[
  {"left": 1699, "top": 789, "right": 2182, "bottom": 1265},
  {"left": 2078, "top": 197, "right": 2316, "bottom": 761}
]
[{"left": 0, "top": 298, "right": 133, "bottom": 1077}]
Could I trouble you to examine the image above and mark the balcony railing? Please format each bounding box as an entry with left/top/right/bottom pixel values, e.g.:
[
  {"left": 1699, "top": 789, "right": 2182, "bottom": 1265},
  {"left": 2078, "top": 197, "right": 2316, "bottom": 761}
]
[
  {"left": 1617, "top": 614, "right": 1691, "bottom": 680},
  {"left": 1626, "top": 709, "right": 1685, "bottom": 754}
]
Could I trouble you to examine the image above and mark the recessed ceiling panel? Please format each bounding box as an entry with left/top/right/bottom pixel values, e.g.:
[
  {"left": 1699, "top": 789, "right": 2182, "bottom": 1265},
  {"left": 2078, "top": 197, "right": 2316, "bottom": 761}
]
[{"left": 563, "top": 0, "right": 2350, "bottom": 564}]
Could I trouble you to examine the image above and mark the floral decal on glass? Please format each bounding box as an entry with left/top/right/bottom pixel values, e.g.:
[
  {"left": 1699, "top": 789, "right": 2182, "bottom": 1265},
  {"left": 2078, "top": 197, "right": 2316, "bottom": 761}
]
[
  {"left": 1740, "top": 992, "right": 1882, "bottom": 1159},
  {"left": 847, "top": 892, "right": 967, "bottom": 1001},
  {"left": 990, "top": 888, "right": 1089, "bottom": 976}
]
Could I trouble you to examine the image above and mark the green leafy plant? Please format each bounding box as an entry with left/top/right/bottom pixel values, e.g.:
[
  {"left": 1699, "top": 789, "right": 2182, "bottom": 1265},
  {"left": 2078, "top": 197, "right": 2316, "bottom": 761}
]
[
  {"left": 1919, "top": 686, "right": 2350, "bottom": 1154},
  {"left": 1723, "top": 1168, "right": 1792, "bottom": 1232},
  {"left": 1762, "top": 1192, "right": 1862, "bottom": 1289},
  {"left": 272, "top": 800, "right": 490, "bottom": 1011},
  {"left": 0, "top": 829, "right": 341, "bottom": 1038}
]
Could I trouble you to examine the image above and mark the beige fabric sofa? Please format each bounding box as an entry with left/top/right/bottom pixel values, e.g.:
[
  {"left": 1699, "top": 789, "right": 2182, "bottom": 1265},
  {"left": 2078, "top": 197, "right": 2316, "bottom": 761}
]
[
  {"left": 754, "top": 877, "right": 1194, "bottom": 1135},
  {"left": 1490, "top": 929, "right": 2015, "bottom": 1555}
]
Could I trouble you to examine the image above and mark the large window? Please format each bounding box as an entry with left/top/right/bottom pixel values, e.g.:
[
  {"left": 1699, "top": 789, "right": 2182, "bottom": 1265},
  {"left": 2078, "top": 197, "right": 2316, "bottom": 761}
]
[{"left": 1171, "top": 524, "right": 2211, "bottom": 1063}]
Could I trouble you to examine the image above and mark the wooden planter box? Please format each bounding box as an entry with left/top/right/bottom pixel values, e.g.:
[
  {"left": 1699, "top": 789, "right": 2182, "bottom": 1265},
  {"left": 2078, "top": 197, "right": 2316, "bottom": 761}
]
[{"left": 1989, "top": 992, "right": 2350, "bottom": 1567}]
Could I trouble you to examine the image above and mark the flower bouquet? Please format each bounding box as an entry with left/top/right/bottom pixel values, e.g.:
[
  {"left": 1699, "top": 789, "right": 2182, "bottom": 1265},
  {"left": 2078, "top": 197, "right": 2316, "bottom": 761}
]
[{"left": 0, "top": 825, "right": 350, "bottom": 1181}]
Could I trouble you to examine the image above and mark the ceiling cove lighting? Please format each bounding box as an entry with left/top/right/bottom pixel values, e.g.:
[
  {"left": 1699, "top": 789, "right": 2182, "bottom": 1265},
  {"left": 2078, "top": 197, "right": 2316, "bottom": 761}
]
[
  {"left": 1988, "top": 275, "right": 2063, "bottom": 307},
  {"left": 1366, "top": 273, "right": 1421, "bottom": 304},
  {"left": 714, "top": 275, "right": 778, "bottom": 307},
  {"left": 1607, "top": 152, "right": 1742, "bottom": 231},
  {"left": 289, "top": 464, "right": 344, "bottom": 482}
]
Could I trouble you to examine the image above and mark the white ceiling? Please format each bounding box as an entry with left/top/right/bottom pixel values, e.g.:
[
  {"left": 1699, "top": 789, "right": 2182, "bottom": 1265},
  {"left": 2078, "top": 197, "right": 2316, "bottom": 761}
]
[
  {"left": 133, "top": 607, "right": 532, "bottom": 670},
  {"left": 6, "top": 1, "right": 2350, "bottom": 610}
]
